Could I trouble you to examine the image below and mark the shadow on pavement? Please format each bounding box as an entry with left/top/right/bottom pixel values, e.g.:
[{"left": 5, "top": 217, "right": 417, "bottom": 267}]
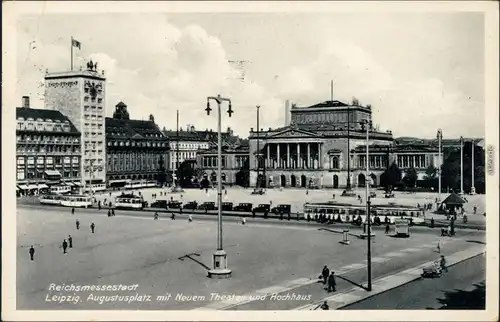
[
  {"left": 436, "top": 281, "right": 485, "bottom": 309},
  {"left": 337, "top": 275, "right": 369, "bottom": 291},
  {"left": 178, "top": 253, "right": 210, "bottom": 270},
  {"left": 466, "top": 240, "right": 486, "bottom": 245}
]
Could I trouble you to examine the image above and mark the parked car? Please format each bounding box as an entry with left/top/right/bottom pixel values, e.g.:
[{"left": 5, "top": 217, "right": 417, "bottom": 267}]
[
  {"left": 233, "top": 203, "right": 253, "bottom": 212},
  {"left": 252, "top": 204, "right": 271, "bottom": 213},
  {"left": 168, "top": 200, "right": 183, "bottom": 208},
  {"left": 198, "top": 202, "right": 216, "bottom": 210},
  {"left": 150, "top": 200, "right": 168, "bottom": 209},
  {"left": 221, "top": 202, "right": 233, "bottom": 211},
  {"left": 271, "top": 204, "right": 291, "bottom": 215},
  {"left": 183, "top": 201, "right": 198, "bottom": 210}
]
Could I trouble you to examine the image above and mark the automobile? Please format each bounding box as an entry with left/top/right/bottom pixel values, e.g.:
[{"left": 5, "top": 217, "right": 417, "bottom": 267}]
[
  {"left": 271, "top": 204, "right": 291, "bottom": 215},
  {"left": 233, "top": 203, "right": 253, "bottom": 212},
  {"left": 198, "top": 202, "right": 216, "bottom": 210},
  {"left": 369, "top": 192, "right": 377, "bottom": 198},
  {"left": 167, "top": 200, "right": 183, "bottom": 208},
  {"left": 252, "top": 204, "right": 271, "bottom": 213},
  {"left": 183, "top": 201, "right": 198, "bottom": 210},
  {"left": 150, "top": 200, "right": 168, "bottom": 209},
  {"left": 221, "top": 202, "right": 233, "bottom": 211}
]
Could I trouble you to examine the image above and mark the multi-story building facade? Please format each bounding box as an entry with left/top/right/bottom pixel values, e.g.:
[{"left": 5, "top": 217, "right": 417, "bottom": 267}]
[
  {"left": 105, "top": 102, "right": 170, "bottom": 186},
  {"left": 44, "top": 61, "right": 106, "bottom": 190},
  {"left": 248, "top": 99, "right": 442, "bottom": 189},
  {"left": 196, "top": 138, "right": 249, "bottom": 185},
  {"left": 163, "top": 126, "right": 235, "bottom": 174},
  {"left": 16, "top": 96, "right": 81, "bottom": 195}
]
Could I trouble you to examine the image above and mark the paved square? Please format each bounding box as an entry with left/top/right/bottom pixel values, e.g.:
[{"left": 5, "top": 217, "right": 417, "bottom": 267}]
[{"left": 17, "top": 201, "right": 485, "bottom": 310}]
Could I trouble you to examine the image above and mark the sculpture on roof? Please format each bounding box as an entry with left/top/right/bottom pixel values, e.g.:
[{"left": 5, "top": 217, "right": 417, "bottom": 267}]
[{"left": 86, "top": 60, "right": 98, "bottom": 72}]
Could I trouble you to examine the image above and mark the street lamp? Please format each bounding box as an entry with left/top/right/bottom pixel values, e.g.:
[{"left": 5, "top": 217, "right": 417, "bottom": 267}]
[
  {"left": 471, "top": 139, "right": 476, "bottom": 194},
  {"left": 254, "top": 105, "right": 264, "bottom": 193},
  {"left": 437, "top": 129, "right": 443, "bottom": 201},
  {"left": 360, "top": 119, "right": 372, "bottom": 291},
  {"left": 460, "top": 136, "right": 464, "bottom": 195},
  {"left": 206, "top": 94, "right": 232, "bottom": 279}
]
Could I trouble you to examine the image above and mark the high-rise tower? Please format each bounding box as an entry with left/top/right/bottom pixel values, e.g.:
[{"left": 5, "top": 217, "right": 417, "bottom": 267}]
[{"left": 44, "top": 60, "right": 107, "bottom": 189}]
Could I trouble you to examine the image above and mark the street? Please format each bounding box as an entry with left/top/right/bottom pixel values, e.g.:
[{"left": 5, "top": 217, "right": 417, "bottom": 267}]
[{"left": 342, "top": 254, "right": 485, "bottom": 310}]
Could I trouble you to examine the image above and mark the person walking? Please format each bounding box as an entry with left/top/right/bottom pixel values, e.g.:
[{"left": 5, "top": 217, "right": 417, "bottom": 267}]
[
  {"left": 90, "top": 222, "right": 95, "bottom": 234},
  {"left": 108, "top": 209, "right": 111, "bottom": 217},
  {"left": 320, "top": 301, "right": 329, "bottom": 310},
  {"left": 241, "top": 217, "right": 246, "bottom": 225},
  {"left": 440, "top": 255, "right": 448, "bottom": 273},
  {"left": 385, "top": 223, "right": 390, "bottom": 234},
  {"left": 62, "top": 239, "right": 68, "bottom": 254},
  {"left": 29, "top": 245, "right": 35, "bottom": 261},
  {"left": 71, "top": 207, "right": 75, "bottom": 215},
  {"left": 68, "top": 235, "right": 73, "bottom": 248},
  {"left": 154, "top": 212, "right": 159, "bottom": 220},
  {"left": 321, "top": 265, "right": 330, "bottom": 285},
  {"left": 437, "top": 239, "right": 441, "bottom": 253},
  {"left": 327, "top": 272, "right": 336, "bottom": 292},
  {"left": 171, "top": 213, "right": 176, "bottom": 220},
  {"left": 188, "top": 215, "right": 193, "bottom": 222},
  {"left": 76, "top": 219, "right": 80, "bottom": 230}
]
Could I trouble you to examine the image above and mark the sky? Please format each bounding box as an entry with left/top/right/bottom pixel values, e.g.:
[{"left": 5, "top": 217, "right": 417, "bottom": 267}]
[{"left": 15, "top": 10, "right": 485, "bottom": 139}]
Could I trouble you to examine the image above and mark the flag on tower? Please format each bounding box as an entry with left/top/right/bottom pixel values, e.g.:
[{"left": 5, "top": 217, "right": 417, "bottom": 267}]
[{"left": 71, "top": 37, "right": 81, "bottom": 50}]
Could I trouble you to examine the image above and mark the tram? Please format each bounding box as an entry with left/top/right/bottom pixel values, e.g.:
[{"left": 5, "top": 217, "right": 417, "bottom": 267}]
[
  {"left": 82, "top": 183, "right": 106, "bottom": 193},
  {"left": 303, "top": 201, "right": 425, "bottom": 224},
  {"left": 39, "top": 194, "right": 93, "bottom": 208},
  {"left": 50, "top": 185, "right": 72, "bottom": 195},
  {"left": 39, "top": 193, "right": 63, "bottom": 205},
  {"left": 115, "top": 194, "right": 144, "bottom": 210}
]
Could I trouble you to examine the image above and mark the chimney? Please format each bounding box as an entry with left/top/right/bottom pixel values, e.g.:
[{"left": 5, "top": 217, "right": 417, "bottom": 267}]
[
  {"left": 22, "top": 96, "right": 30, "bottom": 109},
  {"left": 285, "top": 100, "right": 291, "bottom": 126}
]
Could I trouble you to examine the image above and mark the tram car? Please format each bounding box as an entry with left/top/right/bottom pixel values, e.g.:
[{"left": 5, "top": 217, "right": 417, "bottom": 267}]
[{"left": 115, "top": 193, "right": 145, "bottom": 210}]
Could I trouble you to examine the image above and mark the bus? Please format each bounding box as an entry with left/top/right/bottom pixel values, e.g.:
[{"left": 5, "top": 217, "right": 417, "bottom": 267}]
[
  {"left": 50, "top": 185, "right": 72, "bottom": 195},
  {"left": 39, "top": 193, "right": 63, "bottom": 205},
  {"left": 60, "top": 194, "right": 94, "bottom": 208},
  {"left": 115, "top": 194, "right": 144, "bottom": 210},
  {"left": 303, "top": 201, "right": 425, "bottom": 224}
]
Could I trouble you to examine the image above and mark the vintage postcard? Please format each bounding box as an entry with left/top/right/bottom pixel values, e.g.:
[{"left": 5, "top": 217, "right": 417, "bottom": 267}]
[{"left": 2, "top": 1, "right": 499, "bottom": 321}]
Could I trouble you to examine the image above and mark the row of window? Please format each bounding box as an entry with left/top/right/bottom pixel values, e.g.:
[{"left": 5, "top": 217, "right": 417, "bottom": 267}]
[
  {"left": 171, "top": 151, "right": 196, "bottom": 159},
  {"left": 171, "top": 142, "right": 209, "bottom": 150},
  {"left": 17, "top": 156, "right": 79, "bottom": 165},
  {"left": 107, "top": 153, "right": 163, "bottom": 172},
  {"left": 107, "top": 140, "right": 167, "bottom": 148},
  {"left": 202, "top": 156, "right": 228, "bottom": 168},
  {"left": 17, "top": 121, "right": 72, "bottom": 133},
  {"left": 17, "top": 146, "right": 80, "bottom": 154},
  {"left": 17, "top": 135, "right": 79, "bottom": 143},
  {"left": 84, "top": 114, "right": 104, "bottom": 121},
  {"left": 17, "top": 169, "right": 80, "bottom": 181}
]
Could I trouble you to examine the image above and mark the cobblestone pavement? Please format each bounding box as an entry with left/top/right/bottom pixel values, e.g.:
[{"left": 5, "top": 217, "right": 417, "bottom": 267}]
[{"left": 17, "top": 205, "right": 485, "bottom": 310}]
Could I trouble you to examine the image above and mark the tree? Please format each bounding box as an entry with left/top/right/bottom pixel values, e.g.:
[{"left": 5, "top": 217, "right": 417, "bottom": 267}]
[
  {"left": 235, "top": 158, "right": 250, "bottom": 187},
  {"left": 175, "top": 160, "right": 195, "bottom": 187},
  {"left": 380, "top": 162, "right": 402, "bottom": 192},
  {"left": 403, "top": 167, "right": 418, "bottom": 188},
  {"left": 424, "top": 164, "right": 437, "bottom": 180}
]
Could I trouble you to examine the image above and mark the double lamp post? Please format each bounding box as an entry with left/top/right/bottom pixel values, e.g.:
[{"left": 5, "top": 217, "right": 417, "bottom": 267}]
[{"left": 205, "top": 94, "right": 233, "bottom": 279}]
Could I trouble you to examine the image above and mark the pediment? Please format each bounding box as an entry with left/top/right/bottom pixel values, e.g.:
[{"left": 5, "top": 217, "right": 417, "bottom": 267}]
[
  {"left": 269, "top": 128, "right": 319, "bottom": 139},
  {"left": 132, "top": 133, "right": 144, "bottom": 139}
]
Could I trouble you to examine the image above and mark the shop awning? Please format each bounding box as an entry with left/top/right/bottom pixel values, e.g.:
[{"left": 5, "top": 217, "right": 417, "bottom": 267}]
[
  {"left": 44, "top": 170, "right": 62, "bottom": 176},
  {"left": 18, "top": 185, "right": 29, "bottom": 190},
  {"left": 38, "top": 184, "right": 49, "bottom": 189},
  {"left": 73, "top": 182, "right": 82, "bottom": 186},
  {"left": 27, "top": 184, "right": 38, "bottom": 189},
  {"left": 65, "top": 182, "right": 75, "bottom": 186},
  {"left": 109, "top": 179, "right": 127, "bottom": 184}
]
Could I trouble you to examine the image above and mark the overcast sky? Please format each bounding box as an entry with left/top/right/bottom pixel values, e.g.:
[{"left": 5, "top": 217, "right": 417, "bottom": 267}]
[{"left": 15, "top": 9, "right": 485, "bottom": 139}]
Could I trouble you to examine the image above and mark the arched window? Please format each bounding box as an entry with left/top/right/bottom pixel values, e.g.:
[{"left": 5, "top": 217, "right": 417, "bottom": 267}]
[{"left": 331, "top": 156, "right": 339, "bottom": 169}]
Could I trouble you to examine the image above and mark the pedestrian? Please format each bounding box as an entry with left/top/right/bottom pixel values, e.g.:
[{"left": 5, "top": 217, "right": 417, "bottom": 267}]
[
  {"left": 430, "top": 217, "right": 435, "bottom": 228},
  {"left": 90, "top": 222, "right": 95, "bottom": 233},
  {"left": 437, "top": 239, "right": 441, "bottom": 253},
  {"left": 171, "top": 213, "right": 176, "bottom": 220},
  {"left": 29, "top": 245, "right": 35, "bottom": 261},
  {"left": 473, "top": 205, "right": 477, "bottom": 215},
  {"left": 71, "top": 207, "right": 75, "bottom": 215},
  {"left": 188, "top": 215, "right": 193, "bottom": 222},
  {"left": 279, "top": 212, "right": 284, "bottom": 220},
  {"left": 98, "top": 201, "right": 101, "bottom": 211},
  {"left": 224, "top": 189, "right": 227, "bottom": 195},
  {"left": 307, "top": 213, "right": 311, "bottom": 222},
  {"left": 108, "top": 209, "right": 111, "bottom": 217},
  {"left": 321, "top": 265, "right": 330, "bottom": 284},
  {"left": 440, "top": 255, "right": 448, "bottom": 273},
  {"left": 154, "top": 212, "right": 159, "bottom": 220},
  {"left": 306, "top": 189, "right": 309, "bottom": 195},
  {"left": 327, "top": 272, "right": 336, "bottom": 292},
  {"left": 385, "top": 224, "right": 390, "bottom": 234},
  {"left": 241, "top": 217, "right": 246, "bottom": 225},
  {"left": 62, "top": 239, "right": 68, "bottom": 254},
  {"left": 68, "top": 235, "right": 73, "bottom": 248},
  {"left": 320, "top": 301, "right": 329, "bottom": 310},
  {"left": 287, "top": 212, "right": 291, "bottom": 221},
  {"left": 112, "top": 209, "right": 115, "bottom": 216}
]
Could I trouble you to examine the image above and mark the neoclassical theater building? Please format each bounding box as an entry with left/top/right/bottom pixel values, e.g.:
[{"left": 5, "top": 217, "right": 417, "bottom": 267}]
[{"left": 248, "top": 100, "right": 440, "bottom": 188}]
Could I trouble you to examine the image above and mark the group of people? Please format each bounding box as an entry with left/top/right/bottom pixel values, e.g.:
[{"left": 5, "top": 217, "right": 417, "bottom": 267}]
[{"left": 320, "top": 265, "right": 337, "bottom": 293}]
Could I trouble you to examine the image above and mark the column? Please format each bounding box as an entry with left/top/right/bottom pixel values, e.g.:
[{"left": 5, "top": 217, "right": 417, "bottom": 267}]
[
  {"left": 277, "top": 144, "right": 281, "bottom": 169},
  {"left": 287, "top": 143, "right": 290, "bottom": 169},
  {"left": 318, "top": 142, "right": 322, "bottom": 169},
  {"left": 307, "top": 144, "right": 311, "bottom": 169},
  {"left": 297, "top": 143, "right": 301, "bottom": 169},
  {"left": 267, "top": 144, "right": 270, "bottom": 169}
]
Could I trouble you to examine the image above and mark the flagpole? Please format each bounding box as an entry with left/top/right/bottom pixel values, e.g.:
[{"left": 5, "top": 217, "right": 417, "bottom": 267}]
[{"left": 71, "top": 37, "right": 74, "bottom": 71}]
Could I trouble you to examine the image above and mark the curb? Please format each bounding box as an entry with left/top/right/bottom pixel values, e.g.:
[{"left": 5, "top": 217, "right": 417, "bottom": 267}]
[{"left": 295, "top": 247, "right": 486, "bottom": 310}]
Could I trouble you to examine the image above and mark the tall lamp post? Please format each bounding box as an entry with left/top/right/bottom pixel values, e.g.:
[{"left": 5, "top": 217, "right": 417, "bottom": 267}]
[
  {"left": 342, "top": 104, "right": 355, "bottom": 196},
  {"left": 255, "top": 105, "right": 262, "bottom": 192},
  {"left": 471, "top": 139, "right": 476, "bottom": 194},
  {"left": 360, "top": 119, "right": 372, "bottom": 291},
  {"left": 460, "top": 136, "right": 464, "bottom": 195},
  {"left": 206, "top": 94, "right": 233, "bottom": 279},
  {"left": 437, "top": 129, "right": 443, "bottom": 201}
]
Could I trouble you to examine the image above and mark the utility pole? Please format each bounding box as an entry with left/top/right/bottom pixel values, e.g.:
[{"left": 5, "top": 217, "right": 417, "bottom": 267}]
[
  {"left": 437, "top": 129, "right": 443, "bottom": 201},
  {"left": 460, "top": 136, "right": 464, "bottom": 195},
  {"left": 255, "top": 105, "right": 262, "bottom": 191},
  {"left": 471, "top": 139, "right": 476, "bottom": 194}
]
